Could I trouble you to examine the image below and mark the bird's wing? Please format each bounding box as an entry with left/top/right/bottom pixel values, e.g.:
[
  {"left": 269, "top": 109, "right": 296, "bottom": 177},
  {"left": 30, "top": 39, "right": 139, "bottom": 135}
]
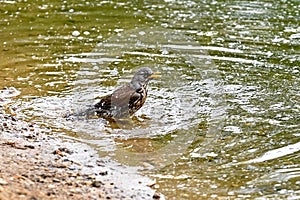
[
  {"left": 94, "top": 94, "right": 112, "bottom": 110},
  {"left": 129, "top": 88, "right": 142, "bottom": 108},
  {"left": 128, "top": 87, "right": 146, "bottom": 114},
  {"left": 94, "top": 85, "right": 136, "bottom": 110},
  {"left": 110, "top": 86, "right": 136, "bottom": 108}
]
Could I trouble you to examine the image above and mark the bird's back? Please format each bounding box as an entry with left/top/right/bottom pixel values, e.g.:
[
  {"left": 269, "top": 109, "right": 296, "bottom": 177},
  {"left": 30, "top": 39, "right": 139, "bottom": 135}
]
[
  {"left": 94, "top": 85, "right": 134, "bottom": 118},
  {"left": 94, "top": 84, "right": 148, "bottom": 118}
]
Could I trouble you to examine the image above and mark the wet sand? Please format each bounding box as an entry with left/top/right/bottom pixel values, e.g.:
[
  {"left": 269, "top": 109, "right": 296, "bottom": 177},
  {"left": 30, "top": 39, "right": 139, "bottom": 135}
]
[{"left": 0, "top": 107, "right": 162, "bottom": 200}]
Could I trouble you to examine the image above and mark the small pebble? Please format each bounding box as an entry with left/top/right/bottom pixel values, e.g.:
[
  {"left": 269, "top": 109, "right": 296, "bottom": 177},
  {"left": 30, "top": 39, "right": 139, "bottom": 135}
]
[
  {"left": 53, "top": 149, "right": 63, "bottom": 156},
  {"left": 24, "top": 145, "right": 35, "bottom": 149},
  {"left": 92, "top": 181, "right": 103, "bottom": 188},
  {"left": 99, "top": 171, "right": 108, "bottom": 176},
  {"left": 58, "top": 147, "right": 73, "bottom": 154},
  {"left": 0, "top": 178, "right": 8, "bottom": 185},
  {"left": 52, "top": 178, "right": 60, "bottom": 183},
  {"left": 153, "top": 192, "right": 161, "bottom": 199},
  {"left": 48, "top": 184, "right": 56, "bottom": 189},
  {"left": 69, "top": 188, "right": 81, "bottom": 194}
]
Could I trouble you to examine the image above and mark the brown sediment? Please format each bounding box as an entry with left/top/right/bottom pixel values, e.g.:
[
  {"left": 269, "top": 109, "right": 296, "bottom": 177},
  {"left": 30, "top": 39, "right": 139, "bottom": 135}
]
[{"left": 0, "top": 108, "right": 163, "bottom": 200}]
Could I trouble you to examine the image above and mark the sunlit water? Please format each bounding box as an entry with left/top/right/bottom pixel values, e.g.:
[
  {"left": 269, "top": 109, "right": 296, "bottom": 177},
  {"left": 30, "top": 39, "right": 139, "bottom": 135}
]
[{"left": 1, "top": 0, "right": 299, "bottom": 199}]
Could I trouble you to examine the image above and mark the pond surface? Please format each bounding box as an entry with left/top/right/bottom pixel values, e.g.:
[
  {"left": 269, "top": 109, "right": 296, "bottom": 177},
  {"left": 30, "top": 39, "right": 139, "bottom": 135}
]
[{"left": 1, "top": 0, "right": 300, "bottom": 199}]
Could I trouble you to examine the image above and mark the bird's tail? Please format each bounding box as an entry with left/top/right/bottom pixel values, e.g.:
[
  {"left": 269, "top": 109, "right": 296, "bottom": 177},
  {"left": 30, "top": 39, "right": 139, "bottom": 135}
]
[{"left": 64, "top": 107, "right": 100, "bottom": 120}]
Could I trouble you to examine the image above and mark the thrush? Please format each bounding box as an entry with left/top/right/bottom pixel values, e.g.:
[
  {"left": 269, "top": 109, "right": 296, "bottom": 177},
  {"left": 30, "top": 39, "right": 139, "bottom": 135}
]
[{"left": 89, "top": 67, "right": 160, "bottom": 119}]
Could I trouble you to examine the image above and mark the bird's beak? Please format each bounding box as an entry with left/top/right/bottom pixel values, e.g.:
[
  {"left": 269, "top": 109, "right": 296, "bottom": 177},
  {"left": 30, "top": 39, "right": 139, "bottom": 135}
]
[{"left": 149, "top": 71, "right": 161, "bottom": 79}]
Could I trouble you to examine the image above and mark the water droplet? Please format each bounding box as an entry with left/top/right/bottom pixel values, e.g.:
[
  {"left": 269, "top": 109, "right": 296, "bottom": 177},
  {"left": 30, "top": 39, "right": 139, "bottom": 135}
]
[
  {"left": 83, "top": 31, "right": 90, "bottom": 35},
  {"left": 72, "top": 31, "right": 80, "bottom": 37}
]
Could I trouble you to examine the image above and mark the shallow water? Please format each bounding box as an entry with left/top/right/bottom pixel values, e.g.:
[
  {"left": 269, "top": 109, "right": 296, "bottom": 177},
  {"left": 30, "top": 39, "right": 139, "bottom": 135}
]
[{"left": 1, "top": 0, "right": 300, "bottom": 199}]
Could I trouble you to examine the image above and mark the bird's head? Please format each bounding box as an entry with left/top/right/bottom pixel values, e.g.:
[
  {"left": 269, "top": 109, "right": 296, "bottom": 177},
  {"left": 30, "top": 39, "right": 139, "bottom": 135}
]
[{"left": 130, "top": 67, "right": 160, "bottom": 89}]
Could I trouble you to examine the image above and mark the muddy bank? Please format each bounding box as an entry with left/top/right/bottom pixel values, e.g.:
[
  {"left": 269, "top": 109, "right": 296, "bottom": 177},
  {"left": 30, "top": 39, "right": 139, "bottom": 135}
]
[{"left": 0, "top": 98, "right": 163, "bottom": 200}]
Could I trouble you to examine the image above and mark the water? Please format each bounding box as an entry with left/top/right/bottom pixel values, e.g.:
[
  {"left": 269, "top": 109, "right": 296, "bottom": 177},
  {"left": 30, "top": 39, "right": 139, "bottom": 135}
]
[{"left": 1, "top": 0, "right": 299, "bottom": 199}]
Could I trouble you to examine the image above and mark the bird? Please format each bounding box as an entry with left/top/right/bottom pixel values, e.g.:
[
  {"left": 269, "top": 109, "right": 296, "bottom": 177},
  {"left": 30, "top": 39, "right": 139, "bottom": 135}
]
[{"left": 89, "top": 67, "right": 160, "bottom": 119}]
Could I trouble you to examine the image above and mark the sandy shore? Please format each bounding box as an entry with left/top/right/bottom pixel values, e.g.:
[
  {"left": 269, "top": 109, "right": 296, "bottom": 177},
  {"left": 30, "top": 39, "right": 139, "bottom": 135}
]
[{"left": 0, "top": 105, "right": 162, "bottom": 200}]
